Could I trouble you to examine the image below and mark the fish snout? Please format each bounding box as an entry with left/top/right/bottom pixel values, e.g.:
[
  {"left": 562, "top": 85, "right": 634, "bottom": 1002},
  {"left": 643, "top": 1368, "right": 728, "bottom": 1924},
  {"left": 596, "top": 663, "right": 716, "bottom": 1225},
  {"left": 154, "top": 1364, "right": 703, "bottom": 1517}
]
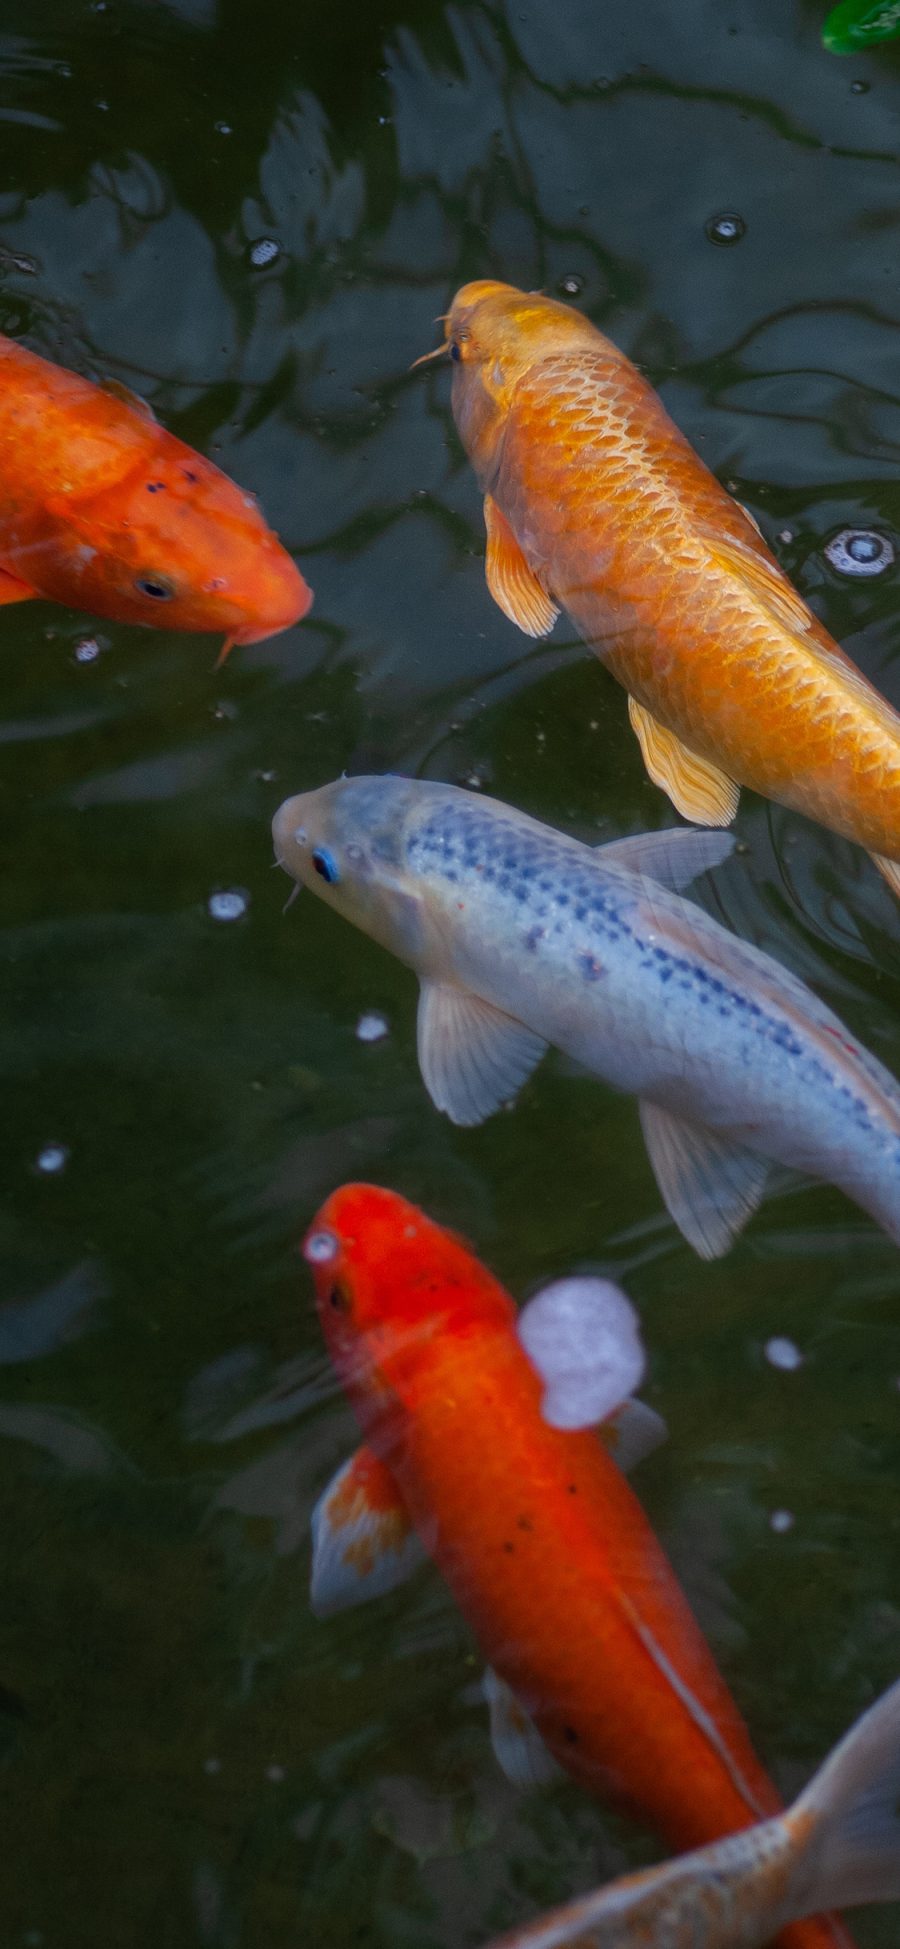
[{"left": 224, "top": 552, "right": 313, "bottom": 655}]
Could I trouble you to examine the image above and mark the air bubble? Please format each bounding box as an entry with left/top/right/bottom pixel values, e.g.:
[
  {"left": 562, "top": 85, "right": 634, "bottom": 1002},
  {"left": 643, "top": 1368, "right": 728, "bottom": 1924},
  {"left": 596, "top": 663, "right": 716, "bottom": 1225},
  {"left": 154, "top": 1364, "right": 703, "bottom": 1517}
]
[
  {"left": 764, "top": 1336, "right": 804, "bottom": 1371},
  {"left": 356, "top": 1011, "right": 389, "bottom": 1043},
  {"left": 823, "top": 527, "right": 895, "bottom": 578},
  {"left": 207, "top": 888, "right": 249, "bottom": 923},
  {"left": 559, "top": 274, "right": 584, "bottom": 297},
  {"left": 214, "top": 121, "right": 232, "bottom": 136},
  {"left": 74, "top": 637, "right": 101, "bottom": 664},
  {"left": 248, "top": 238, "right": 280, "bottom": 269},
  {"left": 705, "top": 211, "right": 746, "bottom": 247},
  {"left": 34, "top": 1141, "right": 70, "bottom": 1177},
  {"left": 770, "top": 1509, "right": 795, "bottom": 1534},
  {"left": 850, "top": 79, "right": 870, "bottom": 93}
]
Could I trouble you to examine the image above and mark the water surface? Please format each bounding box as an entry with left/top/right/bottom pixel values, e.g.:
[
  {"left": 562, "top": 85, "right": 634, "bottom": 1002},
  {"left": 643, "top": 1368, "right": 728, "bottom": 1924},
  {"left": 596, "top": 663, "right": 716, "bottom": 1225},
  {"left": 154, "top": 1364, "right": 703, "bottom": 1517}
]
[{"left": 1, "top": 3, "right": 900, "bottom": 1945}]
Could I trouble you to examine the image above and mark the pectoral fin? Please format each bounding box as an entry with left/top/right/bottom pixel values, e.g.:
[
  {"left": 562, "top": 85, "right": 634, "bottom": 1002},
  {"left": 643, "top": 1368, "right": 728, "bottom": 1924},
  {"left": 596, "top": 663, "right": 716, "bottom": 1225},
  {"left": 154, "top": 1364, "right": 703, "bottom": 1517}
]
[
  {"left": 599, "top": 1396, "right": 668, "bottom": 1471},
  {"left": 309, "top": 1445, "right": 426, "bottom": 1618},
  {"left": 639, "top": 1100, "right": 769, "bottom": 1259},
  {"left": 599, "top": 827, "right": 735, "bottom": 890},
  {"left": 417, "top": 980, "right": 547, "bottom": 1126},
  {"left": 516, "top": 1276, "right": 646, "bottom": 1430},
  {"left": 711, "top": 532, "right": 813, "bottom": 636},
  {"left": 99, "top": 376, "right": 157, "bottom": 421},
  {"left": 870, "top": 852, "right": 900, "bottom": 900},
  {"left": 628, "top": 697, "right": 739, "bottom": 828},
  {"left": 0, "top": 566, "right": 37, "bottom": 605},
  {"left": 484, "top": 494, "right": 559, "bottom": 638},
  {"left": 483, "top": 1669, "right": 563, "bottom": 1789}
]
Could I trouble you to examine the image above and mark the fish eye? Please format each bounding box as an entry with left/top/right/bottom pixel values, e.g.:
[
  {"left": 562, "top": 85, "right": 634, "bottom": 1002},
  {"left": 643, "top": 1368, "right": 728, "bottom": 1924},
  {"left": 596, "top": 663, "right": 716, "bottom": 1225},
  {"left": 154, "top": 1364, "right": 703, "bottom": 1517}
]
[
  {"left": 312, "top": 848, "right": 340, "bottom": 885},
  {"left": 135, "top": 574, "right": 176, "bottom": 601},
  {"left": 449, "top": 341, "right": 462, "bottom": 363},
  {"left": 304, "top": 1229, "right": 339, "bottom": 1265}
]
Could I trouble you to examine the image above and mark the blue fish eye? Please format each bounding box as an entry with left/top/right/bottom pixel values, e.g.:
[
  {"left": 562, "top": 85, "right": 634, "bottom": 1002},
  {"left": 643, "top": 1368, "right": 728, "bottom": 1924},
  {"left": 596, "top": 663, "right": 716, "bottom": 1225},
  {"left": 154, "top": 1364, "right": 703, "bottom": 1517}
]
[
  {"left": 312, "top": 847, "right": 340, "bottom": 885},
  {"left": 449, "top": 341, "right": 462, "bottom": 363}
]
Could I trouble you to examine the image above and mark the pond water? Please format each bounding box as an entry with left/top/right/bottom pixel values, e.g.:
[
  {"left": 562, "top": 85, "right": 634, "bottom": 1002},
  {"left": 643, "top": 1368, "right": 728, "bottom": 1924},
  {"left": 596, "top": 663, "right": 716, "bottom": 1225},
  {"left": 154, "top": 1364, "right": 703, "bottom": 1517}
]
[{"left": 1, "top": 2, "right": 899, "bottom": 1945}]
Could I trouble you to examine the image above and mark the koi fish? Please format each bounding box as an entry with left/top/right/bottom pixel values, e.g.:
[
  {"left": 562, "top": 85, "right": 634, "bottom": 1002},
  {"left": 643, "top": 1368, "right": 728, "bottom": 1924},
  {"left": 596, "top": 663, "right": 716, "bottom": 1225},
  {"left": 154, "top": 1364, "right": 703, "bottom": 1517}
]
[
  {"left": 0, "top": 334, "right": 312, "bottom": 656},
  {"left": 418, "top": 281, "right": 900, "bottom": 896},
  {"left": 479, "top": 1680, "right": 900, "bottom": 1949},
  {"left": 305, "top": 1182, "right": 856, "bottom": 1949},
  {"left": 273, "top": 775, "right": 900, "bottom": 1257},
  {"left": 822, "top": 1, "right": 900, "bottom": 50}
]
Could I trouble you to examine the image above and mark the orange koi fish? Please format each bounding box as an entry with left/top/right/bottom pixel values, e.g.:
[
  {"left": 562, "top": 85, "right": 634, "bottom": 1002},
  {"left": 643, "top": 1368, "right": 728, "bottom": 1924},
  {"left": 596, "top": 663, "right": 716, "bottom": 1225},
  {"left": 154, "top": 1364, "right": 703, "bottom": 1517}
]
[
  {"left": 422, "top": 281, "right": 900, "bottom": 894},
  {"left": 480, "top": 1681, "right": 900, "bottom": 1949},
  {"left": 305, "top": 1183, "right": 855, "bottom": 1949},
  {"left": 0, "top": 334, "right": 311, "bottom": 656}
]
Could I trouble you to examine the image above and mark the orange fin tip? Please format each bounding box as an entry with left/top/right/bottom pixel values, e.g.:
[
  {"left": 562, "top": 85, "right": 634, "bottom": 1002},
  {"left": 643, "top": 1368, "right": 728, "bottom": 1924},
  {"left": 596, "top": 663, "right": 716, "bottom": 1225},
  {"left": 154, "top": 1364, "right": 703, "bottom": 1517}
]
[
  {"left": 484, "top": 494, "right": 559, "bottom": 638},
  {"left": 309, "top": 1445, "right": 425, "bottom": 1617},
  {"left": 627, "top": 698, "right": 739, "bottom": 827}
]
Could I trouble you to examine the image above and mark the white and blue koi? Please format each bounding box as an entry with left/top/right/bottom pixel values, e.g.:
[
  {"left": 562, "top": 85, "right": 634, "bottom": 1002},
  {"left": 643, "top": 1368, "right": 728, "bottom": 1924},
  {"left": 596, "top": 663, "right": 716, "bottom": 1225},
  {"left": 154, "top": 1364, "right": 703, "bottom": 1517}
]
[{"left": 273, "top": 776, "right": 900, "bottom": 1258}]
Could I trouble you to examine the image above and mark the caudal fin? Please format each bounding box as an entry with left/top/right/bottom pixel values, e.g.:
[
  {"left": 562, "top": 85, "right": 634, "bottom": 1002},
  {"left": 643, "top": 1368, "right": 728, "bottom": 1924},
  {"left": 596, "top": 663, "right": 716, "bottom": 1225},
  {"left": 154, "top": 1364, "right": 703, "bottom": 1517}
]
[{"left": 788, "top": 1679, "right": 900, "bottom": 1915}]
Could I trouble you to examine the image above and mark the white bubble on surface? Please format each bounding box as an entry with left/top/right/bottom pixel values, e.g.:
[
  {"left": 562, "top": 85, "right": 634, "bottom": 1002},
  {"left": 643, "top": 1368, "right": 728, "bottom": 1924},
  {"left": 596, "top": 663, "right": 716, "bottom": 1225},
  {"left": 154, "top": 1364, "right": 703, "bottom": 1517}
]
[
  {"left": 207, "top": 888, "right": 249, "bottom": 923},
  {"left": 356, "top": 1011, "right": 389, "bottom": 1043},
  {"left": 764, "top": 1336, "right": 804, "bottom": 1371},
  {"left": 34, "top": 1142, "right": 70, "bottom": 1177}
]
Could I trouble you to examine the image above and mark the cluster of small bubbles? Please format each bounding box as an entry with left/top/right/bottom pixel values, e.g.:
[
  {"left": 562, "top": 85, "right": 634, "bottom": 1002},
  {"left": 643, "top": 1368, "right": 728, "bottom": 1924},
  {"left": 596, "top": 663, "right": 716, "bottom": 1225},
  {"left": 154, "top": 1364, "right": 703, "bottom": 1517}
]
[
  {"left": 74, "top": 636, "right": 102, "bottom": 664},
  {"left": 248, "top": 238, "right": 280, "bottom": 270},
  {"left": 34, "top": 1141, "right": 70, "bottom": 1177},
  {"left": 207, "top": 888, "right": 250, "bottom": 924},
  {"left": 705, "top": 211, "right": 746, "bottom": 247},
  {"left": 823, "top": 527, "right": 895, "bottom": 578},
  {"left": 769, "top": 1509, "right": 795, "bottom": 1534},
  {"left": 559, "top": 274, "right": 584, "bottom": 297},
  {"left": 356, "top": 1011, "right": 389, "bottom": 1044},
  {"left": 764, "top": 1335, "right": 804, "bottom": 1371}
]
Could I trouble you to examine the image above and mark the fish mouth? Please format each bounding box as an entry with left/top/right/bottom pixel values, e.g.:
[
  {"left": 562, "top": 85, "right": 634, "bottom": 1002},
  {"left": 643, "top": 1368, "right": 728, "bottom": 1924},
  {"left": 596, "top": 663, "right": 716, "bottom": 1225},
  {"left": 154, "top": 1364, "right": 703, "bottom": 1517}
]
[{"left": 216, "top": 567, "right": 314, "bottom": 664}]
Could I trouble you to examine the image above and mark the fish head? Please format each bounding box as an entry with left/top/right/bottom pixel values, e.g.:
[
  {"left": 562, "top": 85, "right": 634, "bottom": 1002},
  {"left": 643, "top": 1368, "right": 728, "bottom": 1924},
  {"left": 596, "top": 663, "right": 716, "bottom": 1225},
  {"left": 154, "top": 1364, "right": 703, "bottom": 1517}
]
[
  {"left": 272, "top": 774, "right": 433, "bottom": 967},
  {"left": 439, "top": 280, "right": 606, "bottom": 482},
  {"left": 304, "top": 1183, "right": 514, "bottom": 1402},
  {"left": 48, "top": 435, "right": 312, "bottom": 651}
]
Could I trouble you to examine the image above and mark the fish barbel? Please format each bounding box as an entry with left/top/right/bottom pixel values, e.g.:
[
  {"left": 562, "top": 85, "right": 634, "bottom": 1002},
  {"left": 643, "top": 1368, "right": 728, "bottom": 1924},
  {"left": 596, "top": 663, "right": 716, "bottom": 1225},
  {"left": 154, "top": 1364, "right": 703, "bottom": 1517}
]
[
  {"left": 273, "top": 774, "right": 900, "bottom": 1257},
  {"left": 426, "top": 280, "right": 900, "bottom": 896},
  {"left": 305, "top": 1182, "right": 858, "bottom": 1949},
  {"left": 0, "top": 333, "right": 312, "bottom": 655},
  {"left": 478, "top": 1678, "right": 900, "bottom": 1949}
]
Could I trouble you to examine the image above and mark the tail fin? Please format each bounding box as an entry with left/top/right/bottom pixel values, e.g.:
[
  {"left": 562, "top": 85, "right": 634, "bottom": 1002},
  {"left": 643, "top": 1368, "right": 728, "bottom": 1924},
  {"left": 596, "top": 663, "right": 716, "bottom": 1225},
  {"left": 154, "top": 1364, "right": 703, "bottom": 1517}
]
[{"left": 789, "top": 1679, "right": 900, "bottom": 1914}]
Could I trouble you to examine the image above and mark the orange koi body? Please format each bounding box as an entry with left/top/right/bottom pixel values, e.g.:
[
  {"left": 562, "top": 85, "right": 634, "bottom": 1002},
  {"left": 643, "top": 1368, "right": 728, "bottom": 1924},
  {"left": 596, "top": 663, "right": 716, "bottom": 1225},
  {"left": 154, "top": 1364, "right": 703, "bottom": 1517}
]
[
  {"left": 0, "top": 334, "right": 311, "bottom": 653},
  {"left": 307, "top": 1184, "right": 854, "bottom": 1949},
  {"left": 438, "top": 280, "right": 900, "bottom": 888}
]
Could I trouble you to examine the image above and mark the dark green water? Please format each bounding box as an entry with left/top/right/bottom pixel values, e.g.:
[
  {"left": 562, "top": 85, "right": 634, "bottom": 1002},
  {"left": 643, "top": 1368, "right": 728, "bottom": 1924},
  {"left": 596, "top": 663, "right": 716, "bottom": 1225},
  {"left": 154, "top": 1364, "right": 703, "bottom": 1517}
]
[{"left": 1, "top": 2, "right": 900, "bottom": 1944}]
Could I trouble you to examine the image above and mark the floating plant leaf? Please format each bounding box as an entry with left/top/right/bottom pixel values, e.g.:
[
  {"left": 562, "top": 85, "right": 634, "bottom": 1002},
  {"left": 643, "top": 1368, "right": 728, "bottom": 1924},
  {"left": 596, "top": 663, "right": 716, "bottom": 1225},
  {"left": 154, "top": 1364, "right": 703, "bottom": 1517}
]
[{"left": 822, "top": 0, "right": 900, "bottom": 51}]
